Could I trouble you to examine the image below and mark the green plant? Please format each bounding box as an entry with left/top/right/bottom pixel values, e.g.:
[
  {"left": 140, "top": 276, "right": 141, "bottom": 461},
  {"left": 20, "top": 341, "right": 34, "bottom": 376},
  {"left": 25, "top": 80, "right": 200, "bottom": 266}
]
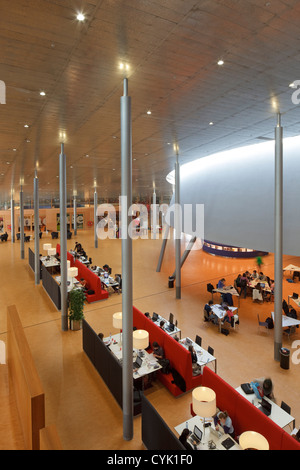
[{"left": 68, "top": 288, "right": 85, "bottom": 322}]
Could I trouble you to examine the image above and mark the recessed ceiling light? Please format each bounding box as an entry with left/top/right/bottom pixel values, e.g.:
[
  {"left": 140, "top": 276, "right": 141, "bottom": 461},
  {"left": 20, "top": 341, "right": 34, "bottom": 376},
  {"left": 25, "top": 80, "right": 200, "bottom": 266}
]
[
  {"left": 217, "top": 59, "right": 224, "bottom": 66},
  {"left": 40, "top": 91, "right": 46, "bottom": 96},
  {"left": 76, "top": 13, "right": 85, "bottom": 21},
  {"left": 289, "top": 82, "right": 297, "bottom": 89},
  {"left": 209, "top": 122, "right": 214, "bottom": 126},
  {"left": 24, "top": 124, "right": 29, "bottom": 128},
  {"left": 6, "top": 161, "right": 10, "bottom": 165},
  {"left": 12, "top": 148, "right": 17, "bottom": 151},
  {"left": 147, "top": 110, "right": 152, "bottom": 115}
]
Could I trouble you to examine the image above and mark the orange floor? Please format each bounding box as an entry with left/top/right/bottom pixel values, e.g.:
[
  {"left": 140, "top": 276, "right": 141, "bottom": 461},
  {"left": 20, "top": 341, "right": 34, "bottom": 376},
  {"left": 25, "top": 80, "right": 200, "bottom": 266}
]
[{"left": 0, "top": 230, "right": 299, "bottom": 450}]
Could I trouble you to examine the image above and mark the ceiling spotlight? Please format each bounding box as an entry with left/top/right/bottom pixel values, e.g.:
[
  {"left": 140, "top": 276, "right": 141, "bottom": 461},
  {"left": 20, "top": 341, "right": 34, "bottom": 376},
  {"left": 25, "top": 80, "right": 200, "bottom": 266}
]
[
  {"left": 147, "top": 110, "right": 152, "bottom": 115},
  {"left": 217, "top": 59, "right": 224, "bottom": 66},
  {"left": 119, "top": 62, "right": 130, "bottom": 71},
  {"left": 40, "top": 91, "right": 46, "bottom": 96},
  {"left": 24, "top": 124, "right": 29, "bottom": 128},
  {"left": 76, "top": 12, "right": 85, "bottom": 21},
  {"left": 209, "top": 122, "right": 214, "bottom": 126}
]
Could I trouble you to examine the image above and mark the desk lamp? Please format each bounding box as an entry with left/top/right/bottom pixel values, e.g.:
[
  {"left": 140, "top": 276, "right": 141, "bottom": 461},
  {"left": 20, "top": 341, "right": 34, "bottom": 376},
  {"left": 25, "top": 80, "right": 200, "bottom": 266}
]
[
  {"left": 239, "top": 431, "right": 269, "bottom": 450},
  {"left": 48, "top": 248, "right": 56, "bottom": 256},
  {"left": 113, "top": 312, "right": 122, "bottom": 344},
  {"left": 68, "top": 267, "right": 78, "bottom": 289},
  {"left": 192, "top": 387, "right": 216, "bottom": 440},
  {"left": 43, "top": 243, "right": 52, "bottom": 252},
  {"left": 133, "top": 329, "right": 149, "bottom": 357}
]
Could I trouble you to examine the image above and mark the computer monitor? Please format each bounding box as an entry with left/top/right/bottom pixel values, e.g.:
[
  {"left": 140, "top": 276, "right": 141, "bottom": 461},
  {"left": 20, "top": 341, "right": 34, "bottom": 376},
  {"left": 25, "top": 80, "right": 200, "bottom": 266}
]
[
  {"left": 193, "top": 425, "right": 202, "bottom": 441},
  {"left": 169, "top": 313, "right": 174, "bottom": 324},
  {"left": 152, "top": 312, "right": 159, "bottom": 322}
]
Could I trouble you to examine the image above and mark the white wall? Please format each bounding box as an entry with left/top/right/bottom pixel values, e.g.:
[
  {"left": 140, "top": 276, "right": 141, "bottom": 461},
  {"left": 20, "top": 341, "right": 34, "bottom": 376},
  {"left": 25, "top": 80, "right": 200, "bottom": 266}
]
[{"left": 167, "top": 136, "right": 300, "bottom": 256}]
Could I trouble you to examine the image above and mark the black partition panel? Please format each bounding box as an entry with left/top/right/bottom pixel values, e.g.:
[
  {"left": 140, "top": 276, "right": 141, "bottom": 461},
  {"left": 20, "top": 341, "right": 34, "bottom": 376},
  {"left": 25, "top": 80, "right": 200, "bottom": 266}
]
[
  {"left": 28, "top": 247, "right": 35, "bottom": 272},
  {"left": 95, "top": 336, "right": 111, "bottom": 387},
  {"left": 141, "top": 395, "right": 185, "bottom": 450},
  {"left": 41, "top": 264, "right": 61, "bottom": 310},
  {"left": 82, "top": 319, "right": 96, "bottom": 364}
]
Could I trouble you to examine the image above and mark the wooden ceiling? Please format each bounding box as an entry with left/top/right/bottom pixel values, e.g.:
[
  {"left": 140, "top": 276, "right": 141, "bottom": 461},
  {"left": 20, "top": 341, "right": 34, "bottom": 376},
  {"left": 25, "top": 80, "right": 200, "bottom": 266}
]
[{"left": 1, "top": 0, "right": 300, "bottom": 206}]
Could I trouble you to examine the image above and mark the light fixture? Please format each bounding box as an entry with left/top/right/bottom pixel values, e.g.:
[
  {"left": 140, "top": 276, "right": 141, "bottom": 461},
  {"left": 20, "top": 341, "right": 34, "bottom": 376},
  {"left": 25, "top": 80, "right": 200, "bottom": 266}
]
[
  {"left": 48, "top": 248, "right": 56, "bottom": 256},
  {"left": 113, "top": 312, "right": 122, "bottom": 344},
  {"left": 218, "top": 59, "right": 224, "bottom": 66},
  {"left": 209, "top": 122, "right": 214, "bottom": 126},
  {"left": 76, "top": 12, "right": 85, "bottom": 21},
  {"left": 133, "top": 329, "right": 149, "bottom": 351},
  {"left": 24, "top": 124, "right": 29, "bottom": 128},
  {"left": 239, "top": 431, "right": 269, "bottom": 450},
  {"left": 68, "top": 267, "right": 78, "bottom": 289},
  {"left": 192, "top": 387, "right": 216, "bottom": 437},
  {"left": 147, "top": 110, "right": 152, "bottom": 115},
  {"left": 43, "top": 243, "right": 52, "bottom": 251},
  {"left": 40, "top": 91, "right": 46, "bottom": 96}
]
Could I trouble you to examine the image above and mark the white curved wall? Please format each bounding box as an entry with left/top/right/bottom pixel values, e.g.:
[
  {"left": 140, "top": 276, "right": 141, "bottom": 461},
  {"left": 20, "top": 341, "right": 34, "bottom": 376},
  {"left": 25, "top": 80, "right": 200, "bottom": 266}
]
[{"left": 167, "top": 136, "right": 300, "bottom": 256}]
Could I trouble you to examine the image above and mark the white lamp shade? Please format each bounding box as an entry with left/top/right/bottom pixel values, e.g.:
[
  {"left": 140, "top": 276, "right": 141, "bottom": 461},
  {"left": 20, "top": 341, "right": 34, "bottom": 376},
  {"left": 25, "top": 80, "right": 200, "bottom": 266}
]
[
  {"left": 192, "top": 387, "right": 216, "bottom": 418},
  {"left": 68, "top": 267, "right": 78, "bottom": 278},
  {"left": 67, "top": 260, "right": 71, "bottom": 269},
  {"left": 113, "top": 312, "right": 122, "bottom": 329},
  {"left": 43, "top": 243, "right": 52, "bottom": 251},
  {"left": 239, "top": 431, "right": 269, "bottom": 450},
  {"left": 48, "top": 248, "right": 56, "bottom": 256},
  {"left": 133, "top": 329, "right": 149, "bottom": 350}
]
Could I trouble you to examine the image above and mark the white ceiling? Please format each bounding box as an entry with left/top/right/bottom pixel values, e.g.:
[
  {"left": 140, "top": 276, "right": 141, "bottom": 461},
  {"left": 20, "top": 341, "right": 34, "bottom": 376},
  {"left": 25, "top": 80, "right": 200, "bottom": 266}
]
[{"left": 1, "top": 0, "right": 300, "bottom": 206}]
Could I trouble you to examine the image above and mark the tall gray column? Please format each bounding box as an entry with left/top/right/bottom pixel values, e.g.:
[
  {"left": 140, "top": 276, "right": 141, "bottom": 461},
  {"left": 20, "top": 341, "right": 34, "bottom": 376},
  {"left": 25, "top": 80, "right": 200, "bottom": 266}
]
[
  {"left": 59, "top": 143, "right": 68, "bottom": 331},
  {"left": 274, "top": 113, "right": 283, "bottom": 361},
  {"left": 73, "top": 195, "right": 77, "bottom": 236},
  {"left": 152, "top": 190, "right": 157, "bottom": 239},
  {"left": 94, "top": 190, "right": 98, "bottom": 248},
  {"left": 175, "top": 150, "right": 181, "bottom": 299},
  {"left": 156, "top": 224, "right": 170, "bottom": 272},
  {"left": 34, "top": 173, "right": 40, "bottom": 285},
  {"left": 121, "top": 77, "right": 133, "bottom": 441},
  {"left": 11, "top": 196, "right": 15, "bottom": 243},
  {"left": 20, "top": 186, "right": 25, "bottom": 259}
]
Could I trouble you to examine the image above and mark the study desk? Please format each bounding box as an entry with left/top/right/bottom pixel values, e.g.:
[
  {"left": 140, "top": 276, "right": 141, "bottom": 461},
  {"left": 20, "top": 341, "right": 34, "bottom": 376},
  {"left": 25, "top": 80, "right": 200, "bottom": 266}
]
[
  {"left": 288, "top": 295, "right": 300, "bottom": 309},
  {"left": 213, "top": 286, "right": 240, "bottom": 307},
  {"left": 211, "top": 304, "right": 238, "bottom": 332},
  {"left": 104, "top": 334, "right": 161, "bottom": 385},
  {"left": 151, "top": 313, "right": 181, "bottom": 339},
  {"left": 249, "top": 279, "right": 272, "bottom": 292},
  {"left": 283, "top": 264, "right": 300, "bottom": 275},
  {"left": 175, "top": 416, "right": 240, "bottom": 451},
  {"left": 271, "top": 311, "right": 300, "bottom": 328},
  {"left": 179, "top": 337, "right": 217, "bottom": 373},
  {"left": 100, "top": 275, "right": 119, "bottom": 293},
  {"left": 55, "top": 276, "right": 82, "bottom": 292},
  {"left": 236, "top": 386, "right": 295, "bottom": 430}
]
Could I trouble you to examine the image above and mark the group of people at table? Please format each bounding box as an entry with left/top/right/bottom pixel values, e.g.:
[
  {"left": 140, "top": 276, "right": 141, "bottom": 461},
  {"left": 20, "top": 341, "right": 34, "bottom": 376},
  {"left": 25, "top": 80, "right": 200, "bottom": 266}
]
[{"left": 232, "top": 270, "right": 274, "bottom": 303}]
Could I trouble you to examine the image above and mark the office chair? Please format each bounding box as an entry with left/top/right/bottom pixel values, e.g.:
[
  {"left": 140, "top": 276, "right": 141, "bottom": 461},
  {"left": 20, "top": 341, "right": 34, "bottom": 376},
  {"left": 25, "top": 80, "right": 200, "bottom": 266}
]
[
  {"left": 207, "top": 346, "right": 214, "bottom": 356},
  {"left": 195, "top": 335, "right": 202, "bottom": 347},
  {"left": 257, "top": 314, "right": 269, "bottom": 334},
  {"left": 283, "top": 325, "right": 296, "bottom": 340},
  {"left": 281, "top": 401, "right": 294, "bottom": 430}
]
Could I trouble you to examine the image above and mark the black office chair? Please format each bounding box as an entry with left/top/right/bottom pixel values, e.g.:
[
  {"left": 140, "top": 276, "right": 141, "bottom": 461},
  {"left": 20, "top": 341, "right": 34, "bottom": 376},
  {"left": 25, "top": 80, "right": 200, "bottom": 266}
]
[
  {"left": 195, "top": 335, "right": 202, "bottom": 347},
  {"left": 207, "top": 283, "right": 214, "bottom": 294},
  {"left": 281, "top": 401, "right": 291, "bottom": 414},
  {"left": 208, "top": 346, "right": 214, "bottom": 356}
]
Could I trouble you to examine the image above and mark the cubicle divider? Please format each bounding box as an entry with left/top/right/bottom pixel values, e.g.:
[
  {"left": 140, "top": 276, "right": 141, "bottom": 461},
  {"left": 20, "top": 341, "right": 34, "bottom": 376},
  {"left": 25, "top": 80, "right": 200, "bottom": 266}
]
[
  {"left": 28, "top": 247, "right": 35, "bottom": 272},
  {"left": 82, "top": 319, "right": 141, "bottom": 415},
  {"left": 141, "top": 394, "right": 185, "bottom": 450},
  {"left": 7, "top": 305, "right": 45, "bottom": 450},
  {"left": 41, "top": 264, "right": 61, "bottom": 310}
]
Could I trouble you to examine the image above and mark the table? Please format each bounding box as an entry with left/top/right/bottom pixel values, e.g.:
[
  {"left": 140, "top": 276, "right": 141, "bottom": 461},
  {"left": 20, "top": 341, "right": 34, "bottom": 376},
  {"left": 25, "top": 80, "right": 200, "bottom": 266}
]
[
  {"left": 236, "top": 386, "right": 295, "bottom": 430},
  {"left": 213, "top": 286, "right": 240, "bottom": 307},
  {"left": 179, "top": 337, "right": 217, "bottom": 373},
  {"left": 55, "top": 276, "right": 82, "bottom": 292},
  {"left": 249, "top": 279, "right": 272, "bottom": 292},
  {"left": 100, "top": 274, "right": 119, "bottom": 293},
  {"left": 151, "top": 313, "right": 181, "bottom": 339},
  {"left": 288, "top": 295, "right": 300, "bottom": 309},
  {"left": 104, "top": 334, "right": 162, "bottom": 385},
  {"left": 283, "top": 264, "right": 300, "bottom": 275},
  {"left": 175, "top": 416, "right": 240, "bottom": 451},
  {"left": 211, "top": 304, "right": 238, "bottom": 332},
  {"left": 271, "top": 312, "right": 300, "bottom": 328}
]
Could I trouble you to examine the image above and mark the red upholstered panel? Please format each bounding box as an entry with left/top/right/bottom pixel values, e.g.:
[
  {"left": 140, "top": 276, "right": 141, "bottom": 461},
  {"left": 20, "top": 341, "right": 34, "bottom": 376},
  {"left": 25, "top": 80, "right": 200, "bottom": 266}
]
[
  {"left": 163, "top": 335, "right": 190, "bottom": 380},
  {"left": 202, "top": 367, "right": 238, "bottom": 424},
  {"left": 67, "top": 252, "right": 74, "bottom": 267},
  {"left": 56, "top": 244, "right": 60, "bottom": 255},
  {"left": 234, "top": 394, "right": 284, "bottom": 450},
  {"left": 132, "top": 307, "right": 147, "bottom": 331},
  {"left": 281, "top": 431, "right": 300, "bottom": 450}
]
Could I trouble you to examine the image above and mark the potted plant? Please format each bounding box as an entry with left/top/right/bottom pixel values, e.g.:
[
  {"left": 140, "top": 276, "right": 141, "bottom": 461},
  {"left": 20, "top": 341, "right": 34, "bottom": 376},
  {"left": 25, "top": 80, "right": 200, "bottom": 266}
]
[{"left": 68, "top": 287, "right": 85, "bottom": 330}]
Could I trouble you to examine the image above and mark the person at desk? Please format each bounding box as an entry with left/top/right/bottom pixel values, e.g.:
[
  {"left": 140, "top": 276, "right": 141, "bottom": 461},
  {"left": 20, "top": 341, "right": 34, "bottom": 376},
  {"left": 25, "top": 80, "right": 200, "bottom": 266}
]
[
  {"left": 79, "top": 278, "right": 87, "bottom": 291},
  {"left": 188, "top": 345, "right": 201, "bottom": 376},
  {"left": 253, "top": 377, "right": 276, "bottom": 402},
  {"left": 217, "top": 278, "right": 226, "bottom": 289},
  {"left": 214, "top": 411, "right": 235, "bottom": 439},
  {"left": 251, "top": 270, "right": 259, "bottom": 279},
  {"left": 259, "top": 272, "right": 267, "bottom": 281},
  {"left": 179, "top": 428, "right": 197, "bottom": 451},
  {"left": 74, "top": 241, "right": 82, "bottom": 253},
  {"left": 204, "top": 301, "right": 218, "bottom": 324},
  {"left": 159, "top": 320, "right": 165, "bottom": 330},
  {"left": 252, "top": 283, "right": 263, "bottom": 303},
  {"left": 220, "top": 306, "right": 235, "bottom": 326},
  {"left": 152, "top": 342, "right": 164, "bottom": 361}
]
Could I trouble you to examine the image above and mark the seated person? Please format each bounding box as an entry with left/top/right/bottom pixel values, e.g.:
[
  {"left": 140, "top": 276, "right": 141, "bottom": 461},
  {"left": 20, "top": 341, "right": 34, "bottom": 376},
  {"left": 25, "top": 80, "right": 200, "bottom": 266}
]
[
  {"left": 253, "top": 283, "right": 263, "bottom": 302},
  {"left": 74, "top": 241, "right": 82, "bottom": 253},
  {"left": 144, "top": 312, "right": 150, "bottom": 318},
  {"left": 220, "top": 306, "right": 235, "bottom": 326},
  {"left": 152, "top": 341, "right": 164, "bottom": 361},
  {"left": 214, "top": 411, "right": 235, "bottom": 439},
  {"left": 188, "top": 345, "right": 201, "bottom": 376},
  {"left": 98, "top": 332, "right": 104, "bottom": 340},
  {"left": 253, "top": 377, "right": 276, "bottom": 402},
  {"left": 251, "top": 270, "right": 259, "bottom": 279},
  {"left": 79, "top": 278, "right": 87, "bottom": 291},
  {"left": 217, "top": 278, "right": 226, "bottom": 289},
  {"left": 179, "top": 428, "right": 197, "bottom": 451},
  {"left": 159, "top": 320, "right": 165, "bottom": 330},
  {"left": 259, "top": 272, "right": 267, "bottom": 281},
  {"left": 204, "top": 301, "right": 218, "bottom": 324}
]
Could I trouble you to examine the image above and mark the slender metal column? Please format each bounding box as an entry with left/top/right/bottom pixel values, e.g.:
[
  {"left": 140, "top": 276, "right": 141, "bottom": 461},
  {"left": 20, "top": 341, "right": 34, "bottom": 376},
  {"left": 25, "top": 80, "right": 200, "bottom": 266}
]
[
  {"left": 274, "top": 113, "right": 283, "bottom": 361},
  {"left": 59, "top": 143, "right": 68, "bottom": 331},
  {"left": 94, "top": 190, "right": 98, "bottom": 248},
  {"left": 73, "top": 195, "right": 77, "bottom": 236},
  {"left": 34, "top": 173, "right": 40, "bottom": 284},
  {"left": 20, "top": 186, "right": 25, "bottom": 259},
  {"left": 121, "top": 77, "right": 133, "bottom": 441},
  {"left": 171, "top": 236, "right": 197, "bottom": 279},
  {"left": 152, "top": 190, "right": 157, "bottom": 239},
  {"left": 11, "top": 196, "right": 15, "bottom": 243},
  {"left": 156, "top": 224, "right": 170, "bottom": 272},
  {"left": 175, "top": 150, "right": 181, "bottom": 299}
]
